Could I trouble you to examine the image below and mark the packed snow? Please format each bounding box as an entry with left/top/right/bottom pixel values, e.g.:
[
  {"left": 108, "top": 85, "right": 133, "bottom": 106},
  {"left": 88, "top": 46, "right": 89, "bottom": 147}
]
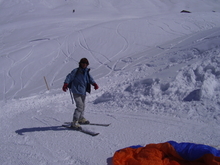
[{"left": 1, "top": 0, "right": 220, "bottom": 165}]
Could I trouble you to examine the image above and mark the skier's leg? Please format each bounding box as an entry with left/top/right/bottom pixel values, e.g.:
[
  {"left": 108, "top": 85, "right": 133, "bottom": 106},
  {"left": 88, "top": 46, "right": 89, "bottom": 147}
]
[
  {"left": 78, "top": 95, "right": 90, "bottom": 124},
  {"left": 72, "top": 94, "right": 85, "bottom": 127},
  {"left": 79, "top": 95, "right": 86, "bottom": 120}
]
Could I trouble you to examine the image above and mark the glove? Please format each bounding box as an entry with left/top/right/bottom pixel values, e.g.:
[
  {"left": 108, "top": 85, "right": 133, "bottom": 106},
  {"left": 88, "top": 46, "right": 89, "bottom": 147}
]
[
  {"left": 62, "top": 83, "right": 68, "bottom": 92},
  {"left": 93, "top": 83, "right": 99, "bottom": 90}
]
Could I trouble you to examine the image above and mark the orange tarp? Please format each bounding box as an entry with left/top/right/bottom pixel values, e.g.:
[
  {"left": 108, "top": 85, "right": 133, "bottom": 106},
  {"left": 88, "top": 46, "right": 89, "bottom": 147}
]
[{"left": 113, "top": 142, "right": 220, "bottom": 165}]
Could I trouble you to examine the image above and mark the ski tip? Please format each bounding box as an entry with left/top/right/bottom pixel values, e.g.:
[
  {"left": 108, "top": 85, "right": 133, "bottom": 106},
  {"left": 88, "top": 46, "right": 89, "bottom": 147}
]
[
  {"left": 64, "top": 122, "right": 111, "bottom": 127},
  {"left": 92, "top": 133, "right": 99, "bottom": 136},
  {"left": 62, "top": 124, "right": 99, "bottom": 136},
  {"left": 62, "top": 124, "right": 82, "bottom": 130}
]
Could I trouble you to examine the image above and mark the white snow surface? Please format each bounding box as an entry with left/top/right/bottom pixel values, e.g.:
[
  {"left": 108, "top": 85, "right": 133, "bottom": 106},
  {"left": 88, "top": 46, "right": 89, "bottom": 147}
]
[{"left": 1, "top": 0, "right": 220, "bottom": 164}]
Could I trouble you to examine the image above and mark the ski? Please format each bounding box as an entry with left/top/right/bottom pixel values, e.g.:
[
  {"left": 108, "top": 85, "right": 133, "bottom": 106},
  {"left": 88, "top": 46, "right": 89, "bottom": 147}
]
[
  {"left": 64, "top": 122, "right": 110, "bottom": 127},
  {"left": 62, "top": 124, "right": 99, "bottom": 136}
]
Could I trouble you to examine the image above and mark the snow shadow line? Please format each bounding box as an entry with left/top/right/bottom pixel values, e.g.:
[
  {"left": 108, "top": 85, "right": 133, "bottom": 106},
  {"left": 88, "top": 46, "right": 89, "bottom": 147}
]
[{"left": 15, "top": 126, "right": 65, "bottom": 135}]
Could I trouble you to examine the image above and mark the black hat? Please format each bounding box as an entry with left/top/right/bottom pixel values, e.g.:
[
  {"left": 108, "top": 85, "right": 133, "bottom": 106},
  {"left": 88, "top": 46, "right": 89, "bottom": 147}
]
[{"left": 79, "top": 58, "right": 89, "bottom": 65}]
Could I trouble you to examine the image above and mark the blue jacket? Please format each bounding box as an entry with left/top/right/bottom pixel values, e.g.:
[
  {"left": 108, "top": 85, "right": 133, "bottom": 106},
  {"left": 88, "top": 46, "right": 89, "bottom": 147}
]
[{"left": 64, "top": 67, "right": 96, "bottom": 95}]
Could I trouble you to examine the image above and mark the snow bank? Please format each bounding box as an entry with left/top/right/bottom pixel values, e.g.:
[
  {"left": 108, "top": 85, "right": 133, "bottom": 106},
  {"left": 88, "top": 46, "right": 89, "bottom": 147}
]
[{"left": 94, "top": 45, "right": 220, "bottom": 123}]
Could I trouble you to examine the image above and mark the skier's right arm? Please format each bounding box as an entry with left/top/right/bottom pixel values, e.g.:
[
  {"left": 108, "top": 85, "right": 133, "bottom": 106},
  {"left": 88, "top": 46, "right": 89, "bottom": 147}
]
[
  {"left": 64, "top": 69, "right": 77, "bottom": 84},
  {"left": 62, "top": 69, "right": 77, "bottom": 92}
]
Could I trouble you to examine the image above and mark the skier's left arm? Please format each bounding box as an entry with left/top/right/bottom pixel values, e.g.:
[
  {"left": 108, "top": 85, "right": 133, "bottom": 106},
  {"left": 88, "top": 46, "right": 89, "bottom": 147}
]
[{"left": 88, "top": 73, "right": 99, "bottom": 90}]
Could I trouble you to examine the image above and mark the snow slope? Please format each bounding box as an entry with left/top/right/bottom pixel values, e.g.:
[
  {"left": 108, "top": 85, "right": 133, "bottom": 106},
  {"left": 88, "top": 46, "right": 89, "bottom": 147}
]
[{"left": 1, "top": 0, "right": 220, "bottom": 165}]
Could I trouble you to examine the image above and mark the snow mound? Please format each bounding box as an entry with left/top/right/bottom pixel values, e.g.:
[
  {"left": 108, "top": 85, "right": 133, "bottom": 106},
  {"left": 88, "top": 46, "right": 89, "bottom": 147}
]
[{"left": 94, "top": 47, "right": 220, "bottom": 123}]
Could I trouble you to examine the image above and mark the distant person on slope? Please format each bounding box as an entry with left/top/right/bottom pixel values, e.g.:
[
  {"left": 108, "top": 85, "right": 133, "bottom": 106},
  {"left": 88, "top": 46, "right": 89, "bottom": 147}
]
[{"left": 62, "top": 58, "right": 99, "bottom": 129}]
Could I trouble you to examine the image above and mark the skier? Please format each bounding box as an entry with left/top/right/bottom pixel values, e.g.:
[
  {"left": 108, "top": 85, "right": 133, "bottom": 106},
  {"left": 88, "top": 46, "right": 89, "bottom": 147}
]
[{"left": 62, "top": 58, "right": 99, "bottom": 129}]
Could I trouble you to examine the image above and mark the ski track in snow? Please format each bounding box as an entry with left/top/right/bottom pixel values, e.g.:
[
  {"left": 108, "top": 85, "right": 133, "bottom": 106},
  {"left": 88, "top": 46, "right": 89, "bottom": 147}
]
[
  {"left": 1, "top": 13, "right": 220, "bottom": 100},
  {"left": 1, "top": 0, "right": 220, "bottom": 165}
]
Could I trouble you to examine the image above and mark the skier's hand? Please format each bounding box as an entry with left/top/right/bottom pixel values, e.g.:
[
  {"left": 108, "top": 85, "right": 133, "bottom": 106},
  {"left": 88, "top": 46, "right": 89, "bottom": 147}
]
[
  {"left": 62, "top": 83, "right": 68, "bottom": 92},
  {"left": 93, "top": 83, "right": 99, "bottom": 90}
]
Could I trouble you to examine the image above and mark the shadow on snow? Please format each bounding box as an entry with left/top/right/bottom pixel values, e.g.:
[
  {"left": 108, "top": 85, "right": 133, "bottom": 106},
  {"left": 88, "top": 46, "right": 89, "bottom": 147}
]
[
  {"left": 15, "top": 126, "right": 115, "bottom": 165},
  {"left": 15, "top": 126, "right": 66, "bottom": 135}
]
